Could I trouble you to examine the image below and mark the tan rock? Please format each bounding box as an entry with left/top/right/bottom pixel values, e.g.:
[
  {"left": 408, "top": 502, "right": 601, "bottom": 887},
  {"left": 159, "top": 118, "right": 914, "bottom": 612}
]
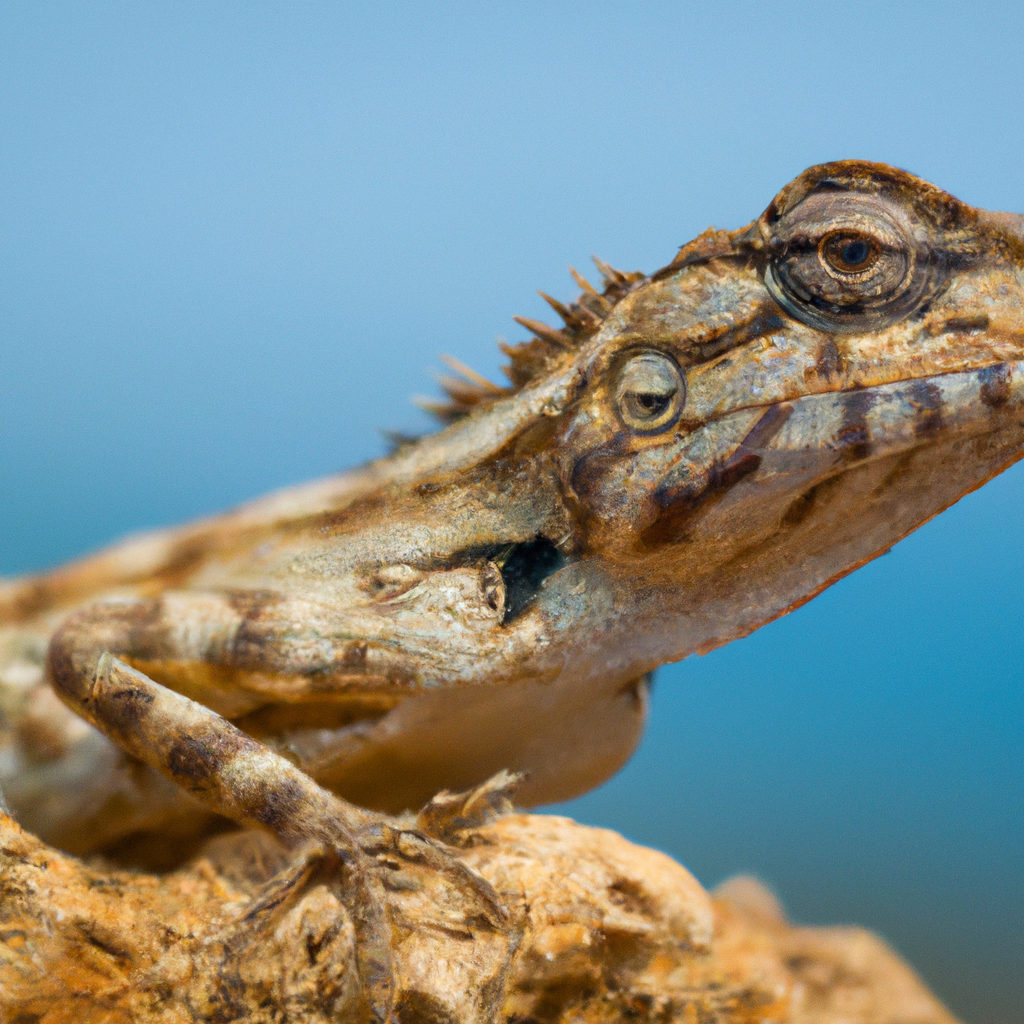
[{"left": 0, "top": 807, "right": 958, "bottom": 1024}]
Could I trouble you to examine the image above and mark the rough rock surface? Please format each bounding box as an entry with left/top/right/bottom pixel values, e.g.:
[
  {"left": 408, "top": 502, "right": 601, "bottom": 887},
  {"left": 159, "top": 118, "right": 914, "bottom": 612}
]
[{"left": 0, "top": 802, "right": 958, "bottom": 1024}]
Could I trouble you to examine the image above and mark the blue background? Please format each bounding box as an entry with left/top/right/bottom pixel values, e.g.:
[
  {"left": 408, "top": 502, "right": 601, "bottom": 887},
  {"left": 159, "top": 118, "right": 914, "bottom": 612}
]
[{"left": 1, "top": 5, "right": 1020, "bottom": 1021}]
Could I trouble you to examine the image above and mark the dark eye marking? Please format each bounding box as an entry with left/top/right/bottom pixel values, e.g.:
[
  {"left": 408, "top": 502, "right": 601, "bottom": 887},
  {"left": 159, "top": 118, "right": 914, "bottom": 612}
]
[
  {"left": 683, "top": 307, "right": 788, "bottom": 364},
  {"left": 944, "top": 315, "right": 989, "bottom": 333}
]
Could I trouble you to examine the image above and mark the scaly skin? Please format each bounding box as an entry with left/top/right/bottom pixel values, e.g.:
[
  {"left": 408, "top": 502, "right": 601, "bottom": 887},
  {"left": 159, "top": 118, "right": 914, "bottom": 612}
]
[{"left": 2, "top": 160, "right": 1023, "bottom": 868}]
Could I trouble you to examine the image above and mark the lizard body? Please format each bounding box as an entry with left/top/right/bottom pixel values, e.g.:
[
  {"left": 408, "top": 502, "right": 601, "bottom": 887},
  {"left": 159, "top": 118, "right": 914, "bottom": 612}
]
[{"left": 1, "top": 160, "right": 1022, "bottom": 874}]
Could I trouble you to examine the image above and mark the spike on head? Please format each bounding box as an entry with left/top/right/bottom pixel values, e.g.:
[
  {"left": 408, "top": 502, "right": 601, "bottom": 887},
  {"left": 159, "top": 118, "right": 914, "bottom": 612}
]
[
  {"left": 591, "top": 255, "right": 628, "bottom": 286},
  {"left": 569, "top": 266, "right": 601, "bottom": 298},
  {"left": 538, "top": 291, "right": 579, "bottom": 327},
  {"left": 512, "top": 316, "right": 574, "bottom": 349},
  {"left": 439, "top": 355, "right": 506, "bottom": 395}
]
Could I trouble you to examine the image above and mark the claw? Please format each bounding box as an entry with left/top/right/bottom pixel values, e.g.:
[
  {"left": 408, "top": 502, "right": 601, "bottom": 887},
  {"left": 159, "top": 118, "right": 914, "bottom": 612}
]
[
  {"left": 210, "top": 844, "right": 396, "bottom": 1024},
  {"left": 417, "top": 769, "right": 525, "bottom": 845},
  {"left": 360, "top": 819, "right": 509, "bottom": 930},
  {"left": 323, "top": 848, "right": 396, "bottom": 1023}
]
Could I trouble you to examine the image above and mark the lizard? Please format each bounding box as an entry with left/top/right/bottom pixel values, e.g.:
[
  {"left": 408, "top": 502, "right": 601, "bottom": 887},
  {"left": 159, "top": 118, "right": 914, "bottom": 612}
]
[{"left": 1, "top": 159, "right": 1022, "bottom": 1018}]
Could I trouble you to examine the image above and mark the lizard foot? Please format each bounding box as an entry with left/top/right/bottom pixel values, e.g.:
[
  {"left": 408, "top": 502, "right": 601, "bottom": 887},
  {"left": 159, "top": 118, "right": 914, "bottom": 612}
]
[{"left": 54, "top": 651, "right": 511, "bottom": 1022}]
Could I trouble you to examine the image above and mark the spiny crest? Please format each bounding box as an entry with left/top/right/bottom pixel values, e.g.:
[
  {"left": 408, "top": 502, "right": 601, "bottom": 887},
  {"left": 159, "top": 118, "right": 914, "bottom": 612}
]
[{"left": 424, "top": 257, "right": 645, "bottom": 423}]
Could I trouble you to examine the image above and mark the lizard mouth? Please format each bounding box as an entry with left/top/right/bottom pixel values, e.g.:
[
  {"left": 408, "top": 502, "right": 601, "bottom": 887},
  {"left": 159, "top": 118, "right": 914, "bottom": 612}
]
[{"left": 641, "top": 359, "right": 1024, "bottom": 550}]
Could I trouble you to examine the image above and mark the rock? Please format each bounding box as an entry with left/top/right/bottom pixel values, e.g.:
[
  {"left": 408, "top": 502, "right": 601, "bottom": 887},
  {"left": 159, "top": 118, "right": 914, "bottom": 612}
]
[{"left": 0, "top": 805, "right": 959, "bottom": 1023}]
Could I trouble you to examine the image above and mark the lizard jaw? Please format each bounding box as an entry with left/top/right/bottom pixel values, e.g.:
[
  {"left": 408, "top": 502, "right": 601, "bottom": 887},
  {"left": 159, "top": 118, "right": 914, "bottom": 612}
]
[{"left": 589, "top": 358, "right": 1024, "bottom": 669}]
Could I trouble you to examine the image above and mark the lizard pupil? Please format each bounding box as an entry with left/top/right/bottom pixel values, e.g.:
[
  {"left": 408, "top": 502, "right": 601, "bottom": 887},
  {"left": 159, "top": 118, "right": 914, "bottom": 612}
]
[
  {"left": 636, "top": 392, "right": 670, "bottom": 414},
  {"left": 841, "top": 239, "right": 870, "bottom": 266}
]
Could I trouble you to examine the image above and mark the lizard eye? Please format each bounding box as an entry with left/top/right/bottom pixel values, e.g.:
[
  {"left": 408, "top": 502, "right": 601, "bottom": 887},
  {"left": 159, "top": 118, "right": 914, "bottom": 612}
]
[
  {"left": 821, "top": 232, "right": 879, "bottom": 274},
  {"left": 614, "top": 351, "right": 686, "bottom": 433},
  {"left": 762, "top": 191, "right": 933, "bottom": 333}
]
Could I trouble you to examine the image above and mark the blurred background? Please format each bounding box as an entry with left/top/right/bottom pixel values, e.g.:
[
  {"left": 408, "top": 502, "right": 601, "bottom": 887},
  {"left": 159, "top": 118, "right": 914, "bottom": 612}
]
[{"left": 1, "top": 3, "right": 1021, "bottom": 1020}]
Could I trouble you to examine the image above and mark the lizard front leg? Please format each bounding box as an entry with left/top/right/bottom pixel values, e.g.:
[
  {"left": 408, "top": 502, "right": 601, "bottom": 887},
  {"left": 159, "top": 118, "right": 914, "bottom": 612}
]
[
  {"left": 26, "top": 581, "right": 511, "bottom": 854},
  {"left": 46, "top": 595, "right": 508, "bottom": 1022},
  {"left": 23, "top": 590, "right": 404, "bottom": 855}
]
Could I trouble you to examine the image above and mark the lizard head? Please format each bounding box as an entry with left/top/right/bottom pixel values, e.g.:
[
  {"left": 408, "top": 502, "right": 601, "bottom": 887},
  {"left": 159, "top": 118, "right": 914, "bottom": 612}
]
[
  {"left": 379, "top": 160, "right": 1024, "bottom": 684},
  {"left": 254, "top": 160, "right": 1024, "bottom": 724},
  {"left": 530, "top": 161, "right": 1024, "bottom": 664}
]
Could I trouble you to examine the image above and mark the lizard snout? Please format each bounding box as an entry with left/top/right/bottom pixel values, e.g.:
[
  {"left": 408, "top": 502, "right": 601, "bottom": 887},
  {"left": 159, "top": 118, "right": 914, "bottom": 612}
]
[{"left": 976, "top": 209, "right": 1024, "bottom": 245}]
